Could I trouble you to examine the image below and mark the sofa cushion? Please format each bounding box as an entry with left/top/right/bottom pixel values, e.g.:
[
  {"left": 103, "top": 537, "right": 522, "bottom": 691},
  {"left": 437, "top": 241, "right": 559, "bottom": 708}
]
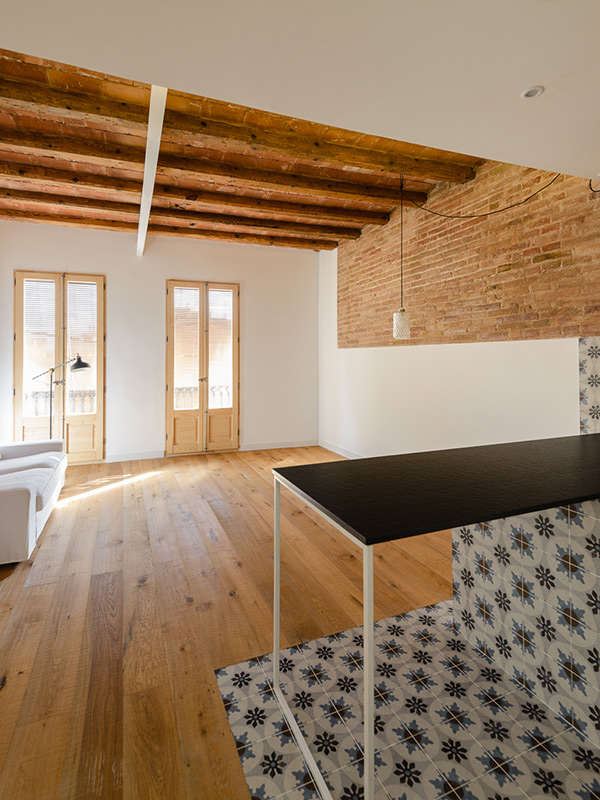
[
  {"left": 0, "top": 458, "right": 67, "bottom": 511},
  {"left": 0, "top": 452, "right": 65, "bottom": 475}
]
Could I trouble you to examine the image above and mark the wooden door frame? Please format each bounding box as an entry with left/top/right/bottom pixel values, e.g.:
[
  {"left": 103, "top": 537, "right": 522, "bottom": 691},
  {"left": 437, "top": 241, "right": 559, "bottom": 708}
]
[
  {"left": 13, "top": 270, "right": 106, "bottom": 462},
  {"left": 165, "top": 279, "right": 240, "bottom": 456},
  {"left": 14, "top": 270, "right": 63, "bottom": 444},
  {"left": 63, "top": 273, "right": 106, "bottom": 463},
  {"left": 165, "top": 279, "right": 206, "bottom": 456},
  {"left": 205, "top": 282, "right": 240, "bottom": 452}
]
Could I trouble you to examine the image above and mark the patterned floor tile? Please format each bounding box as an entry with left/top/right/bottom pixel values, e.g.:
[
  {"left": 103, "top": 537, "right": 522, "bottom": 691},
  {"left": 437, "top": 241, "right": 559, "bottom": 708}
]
[
  {"left": 217, "top": 600, "right": 600, "bottom": 800},
  {"left": 216, "top": 657, "right": 271, "bottom": 698},
  {"left": 461, "top": 770, "right": 529, "bottom": 799},
  {"left": 298, "top": 715, "right": 357, "bottom": 775},
  {"left": 226, "top": 692, "right": 288, "bottom": 745},
  {"left": 243, "top": 735, "right": 314, "bottom": 799},
  {"left": 278, "top": 676, "right": 333, "bottom": 726},
  {"left": 416, "top": 722, "right": 489, "bottom": 778},
  {"left": 375, "top": 739, "right": 441, "bottom": 797},
  {"left": 277, "top": 785, "right": 320, "bottom": 800},
  {"left": 507, "top": 748, "right": 574, "bottom": 799},
  {"left": 324, "top": 758, "right": 390, "bottom": 800}
]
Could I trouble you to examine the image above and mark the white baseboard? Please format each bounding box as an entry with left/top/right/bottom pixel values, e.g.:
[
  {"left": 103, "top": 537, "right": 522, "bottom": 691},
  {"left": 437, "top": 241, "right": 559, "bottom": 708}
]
[
  {"left": 240, "top": 440, "right": 319, "bottom": 451},
  {"left": 318, "top": 440, "right": 361, "bottom": 459},
  {"left": 105, "top": 450, "right": 165, "bottom": 463},
  {"left": 105, "top": 441, "right": 341, "bottom": 463}
]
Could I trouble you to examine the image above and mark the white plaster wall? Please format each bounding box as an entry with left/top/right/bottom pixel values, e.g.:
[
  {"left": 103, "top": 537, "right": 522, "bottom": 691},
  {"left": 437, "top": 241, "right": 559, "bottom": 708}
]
[
  {"left": 0, "top": 220, "right": 319, "bottom": 460},
  {"left": 319, "top": 250, "right": 580, "bottom": 458}
]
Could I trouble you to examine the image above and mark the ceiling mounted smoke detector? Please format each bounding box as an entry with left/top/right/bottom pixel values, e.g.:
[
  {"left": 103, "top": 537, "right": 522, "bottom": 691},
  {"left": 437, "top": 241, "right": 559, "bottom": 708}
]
[{"left": 521, "top": 85, "right": 545, "bottom": 100}]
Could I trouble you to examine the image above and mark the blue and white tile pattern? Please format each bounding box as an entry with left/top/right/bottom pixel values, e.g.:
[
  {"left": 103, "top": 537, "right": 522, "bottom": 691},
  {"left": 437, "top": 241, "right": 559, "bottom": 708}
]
[
  {"left": 217, "top": 600, "right": 600, "bottom": 799},
  {"left": 579, "top": 337, "right": 600, "bottom": 435}
]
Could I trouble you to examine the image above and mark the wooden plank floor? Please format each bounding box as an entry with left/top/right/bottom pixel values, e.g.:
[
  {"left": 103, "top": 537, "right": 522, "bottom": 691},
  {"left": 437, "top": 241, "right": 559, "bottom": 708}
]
[{"left": 0, "top": 447, "right": 452, "bottom": 799}]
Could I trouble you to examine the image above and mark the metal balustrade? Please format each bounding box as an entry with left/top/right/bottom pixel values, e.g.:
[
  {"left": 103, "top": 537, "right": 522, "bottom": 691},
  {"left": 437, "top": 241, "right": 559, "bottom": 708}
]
[
  {"left": 24, "top": 385, "right": 232, "bottom": 416},
  {"left": 174, "top": 385, "right": 232, "bottom": 409},
  {"left": 24, "top": 389, "right": 97, "bottom": 416}
]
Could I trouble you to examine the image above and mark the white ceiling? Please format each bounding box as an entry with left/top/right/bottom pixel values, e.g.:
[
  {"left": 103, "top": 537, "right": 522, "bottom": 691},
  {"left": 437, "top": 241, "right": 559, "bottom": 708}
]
[{"left": 3, "top": 0, "right": 600, "bottom": 178}]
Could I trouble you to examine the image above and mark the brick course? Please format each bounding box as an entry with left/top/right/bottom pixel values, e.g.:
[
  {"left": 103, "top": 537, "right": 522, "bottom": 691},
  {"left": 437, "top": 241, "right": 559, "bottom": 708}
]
[{"left": 338, "top": 162, "right": 600, "bottom": 347}]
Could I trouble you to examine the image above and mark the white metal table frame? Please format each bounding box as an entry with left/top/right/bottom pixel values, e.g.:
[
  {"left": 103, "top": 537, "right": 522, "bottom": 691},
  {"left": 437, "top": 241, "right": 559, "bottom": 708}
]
[{"left": 273, "top": 474, "right": 376, "bottom": 800}]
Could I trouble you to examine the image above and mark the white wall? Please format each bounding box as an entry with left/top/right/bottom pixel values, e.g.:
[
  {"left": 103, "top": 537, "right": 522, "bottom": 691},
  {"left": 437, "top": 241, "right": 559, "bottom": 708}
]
[
  {"left": 319, "top": 250, "right": 580, "bottom": 458},
  {"left": 0, "top": 220, "right": 319, "bottom": 460}
]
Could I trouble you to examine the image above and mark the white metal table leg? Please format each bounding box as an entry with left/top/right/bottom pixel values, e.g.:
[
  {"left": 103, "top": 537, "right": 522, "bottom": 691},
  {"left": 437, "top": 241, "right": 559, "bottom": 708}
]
[
  {"left": 273, "top": 478, "right": 280, "bottom": 691},
  {"left": 363, "top": 545, "right": 375, "bottom": 800},
  {"left": 272, "top": 477, "right": 334, "bottom": 800}
]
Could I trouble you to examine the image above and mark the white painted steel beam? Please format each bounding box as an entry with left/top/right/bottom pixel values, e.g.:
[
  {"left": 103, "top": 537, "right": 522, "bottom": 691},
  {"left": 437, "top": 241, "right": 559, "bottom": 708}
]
[{"left": 136, "top": 84, "right": 168, "bottom": 257}]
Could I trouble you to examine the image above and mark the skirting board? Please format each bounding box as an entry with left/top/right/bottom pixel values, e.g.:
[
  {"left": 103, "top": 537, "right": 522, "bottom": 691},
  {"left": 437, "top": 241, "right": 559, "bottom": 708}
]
[
  {"left": 105, "top": 441, "right": 326, "bottom": 463},
  {"left": 317, "top": 440, "right": 360, "bottom": 459},
  {"left": 240, "top": 440, "right": 319, "bottom": 452},
  {"left": 105, "top": 450, "right": 165, "bottom": 463}
]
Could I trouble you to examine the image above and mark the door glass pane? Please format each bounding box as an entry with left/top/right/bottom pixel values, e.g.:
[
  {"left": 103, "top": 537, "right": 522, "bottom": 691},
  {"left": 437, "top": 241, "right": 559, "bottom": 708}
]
[
  {"left": 66, "top": 281, "right": 97, "bottom": 415},
  {"left": 23, "top": 279, "right": 55, "bottom": 417},
  {"left": 174, "top": 287, "right": 200, "bottom": 410},
  {"left": 208, "top": 289, "right": 233, "bottom": 409}
]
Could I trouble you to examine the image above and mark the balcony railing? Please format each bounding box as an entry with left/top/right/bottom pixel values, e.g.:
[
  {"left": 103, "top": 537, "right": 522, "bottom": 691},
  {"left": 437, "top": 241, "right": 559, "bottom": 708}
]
[
  {"left": 24, "top": 389, "right": 96, "bottom": 416},
  {"left": 174, "top": 385, "right": 232, "bottom": 410}
]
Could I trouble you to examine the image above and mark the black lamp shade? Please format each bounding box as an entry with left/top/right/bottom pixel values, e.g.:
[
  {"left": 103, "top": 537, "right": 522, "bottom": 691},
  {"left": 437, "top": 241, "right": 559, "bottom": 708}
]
[{"left": 71, "top": 354, "right": 91, "bottom": 371}]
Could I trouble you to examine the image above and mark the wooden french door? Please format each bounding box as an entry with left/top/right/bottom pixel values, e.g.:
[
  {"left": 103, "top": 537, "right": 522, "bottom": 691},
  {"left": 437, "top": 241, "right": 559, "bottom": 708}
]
[
  {"left": 166, "top": 280, "right": 239, "bottom": 455},
  {"left": 14, "top": 271, "right": 105, "bottom": 463}
]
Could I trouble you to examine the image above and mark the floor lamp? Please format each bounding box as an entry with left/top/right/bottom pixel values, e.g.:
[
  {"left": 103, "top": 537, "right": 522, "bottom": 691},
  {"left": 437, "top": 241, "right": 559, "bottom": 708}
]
[{"left": 32, "top": 354, "right": 91, "bottom": 439}]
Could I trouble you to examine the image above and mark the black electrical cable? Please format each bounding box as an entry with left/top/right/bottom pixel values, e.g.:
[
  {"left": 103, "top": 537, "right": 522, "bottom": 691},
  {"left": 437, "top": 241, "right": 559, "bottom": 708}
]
[
  {"left": 590, "top": 179, "right": 600, "bottom": 194},
  {"left": 400, "top": 179, "right": 404, "bottom": 308},
  {"left": 406, "top": 173, "right": 562, "bottom": 219}
]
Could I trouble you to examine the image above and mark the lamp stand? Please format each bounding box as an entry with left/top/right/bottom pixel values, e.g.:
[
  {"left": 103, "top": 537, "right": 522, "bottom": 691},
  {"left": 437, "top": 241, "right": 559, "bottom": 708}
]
[
  {"left": 32, "top": 355, "right": 90, "bottom": 439},
  {"left": 49, "top": 366, "right": 54, "bottom": 439}
]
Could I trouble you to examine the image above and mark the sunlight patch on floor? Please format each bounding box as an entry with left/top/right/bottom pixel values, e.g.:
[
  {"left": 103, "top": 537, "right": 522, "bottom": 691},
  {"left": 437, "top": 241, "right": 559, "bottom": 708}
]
[{"left": 56, "top": 471, "right": 161, "bottom": 507}]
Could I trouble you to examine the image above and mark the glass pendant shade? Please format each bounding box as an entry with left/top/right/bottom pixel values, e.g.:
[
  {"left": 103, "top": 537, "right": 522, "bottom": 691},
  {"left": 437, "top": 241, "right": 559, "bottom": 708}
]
[{"left": 393, "top": 309, "right": 410, "bottom": 339}]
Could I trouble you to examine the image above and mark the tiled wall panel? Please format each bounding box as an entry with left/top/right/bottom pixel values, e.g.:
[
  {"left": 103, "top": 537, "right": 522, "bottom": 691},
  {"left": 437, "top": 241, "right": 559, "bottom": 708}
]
[
  {"left": 453, "top": 501, "right": 600, "bottom": 747},
  {"left": 580, "top": 337, "right": 600, "bottom": 434}
]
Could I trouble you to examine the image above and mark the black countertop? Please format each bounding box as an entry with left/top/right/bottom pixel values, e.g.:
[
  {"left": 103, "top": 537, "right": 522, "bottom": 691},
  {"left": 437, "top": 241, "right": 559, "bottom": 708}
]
[{"left": 273, "top": 434, "right": 600, "bottom": 546}]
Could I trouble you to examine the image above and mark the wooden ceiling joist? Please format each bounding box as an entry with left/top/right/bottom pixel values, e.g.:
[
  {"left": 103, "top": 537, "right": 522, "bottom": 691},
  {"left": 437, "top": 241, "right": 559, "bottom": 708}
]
[
  {"left": 0, "top": 187, "right": 360, "bottom": 239},
  {"left": 0, "top": 162, "right": 393, "bottom": 226},
  {"left": 0, "top": 207, "right": 338, "bottom": 249},
  {"left": 156, "top": 157, "right": 426, "bottom": 205},
  {"left": 0, "top": 75, "right": 476, "bottom": 184},
  {"left": 0, "top": 161, "right": 142, "bottom": 198},
  {"left": 0, "top": 130, "right": 428, "bottom": 206},
  {"left": 0, "top": 49, "right": 484, "bottom": 250},
  {"left": 153, "top": 191, "right": 391, "bottom": 226}
]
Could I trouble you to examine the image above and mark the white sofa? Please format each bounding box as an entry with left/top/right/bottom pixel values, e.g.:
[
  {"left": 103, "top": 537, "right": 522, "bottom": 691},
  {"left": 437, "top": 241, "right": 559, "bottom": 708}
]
[{"left": 0, "top": 439, "right": 67, "bottom": 564}]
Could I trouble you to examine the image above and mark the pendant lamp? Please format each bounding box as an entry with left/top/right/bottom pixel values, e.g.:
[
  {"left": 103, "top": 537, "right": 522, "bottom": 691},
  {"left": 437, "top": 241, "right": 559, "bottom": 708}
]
[{"left": 393, "top": 179, "right": 410, "bottom": 339}]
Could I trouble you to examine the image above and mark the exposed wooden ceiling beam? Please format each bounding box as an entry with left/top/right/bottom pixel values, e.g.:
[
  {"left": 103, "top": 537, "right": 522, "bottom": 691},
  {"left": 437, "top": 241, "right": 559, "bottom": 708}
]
[
  {"left": 0, "top": 129, "right": 145, "bottom": 170},
  {"left": 157, "top": 156, "right": 420, "bottom": 204},
  {"left": 0, "top": 208, "right": 337, "bottom": 249},
  {"left": 148, "top": 210, "right": 359, "bottom": 240},
  {"left": 137, "top": 84, "right": 167, "bottom": 256},
  {"left": 0, "top": 187, "right": 140, "bottom": 217},
  {"left": 152, "top": 191, "right": 392, "bottom": 224},
  {"left": 0, "top": 188, "right": 358, "bottom": 239},
  {"left": 0, "top": 131, "right": 426, "bottom": 204},
  {"left": 0, "top": 76, "right": 476, "bottom": 183},
  {"left": 146, "top": 225, "right": 338, "bottom": 249},
  {"left": 0, "top": 161, "right": 397, "bottom": 224},
  {"left": 0, "top": 161, "right": 142, "bottom": 199}
]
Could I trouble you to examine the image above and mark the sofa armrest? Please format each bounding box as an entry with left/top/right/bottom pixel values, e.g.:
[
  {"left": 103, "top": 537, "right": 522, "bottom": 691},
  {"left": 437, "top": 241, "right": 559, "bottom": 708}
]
[
  {"left": 0, "top": 439, "right": 65, "bottom": 459},
  {"left": 0, "top": 480, "right": 37, "bottom": 564}
]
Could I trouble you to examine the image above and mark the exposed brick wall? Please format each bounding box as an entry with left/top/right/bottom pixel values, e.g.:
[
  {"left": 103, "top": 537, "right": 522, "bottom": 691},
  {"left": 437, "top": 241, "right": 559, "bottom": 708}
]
[{"left": 338, "top": 162, "right": 600, "bottom": 347}]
